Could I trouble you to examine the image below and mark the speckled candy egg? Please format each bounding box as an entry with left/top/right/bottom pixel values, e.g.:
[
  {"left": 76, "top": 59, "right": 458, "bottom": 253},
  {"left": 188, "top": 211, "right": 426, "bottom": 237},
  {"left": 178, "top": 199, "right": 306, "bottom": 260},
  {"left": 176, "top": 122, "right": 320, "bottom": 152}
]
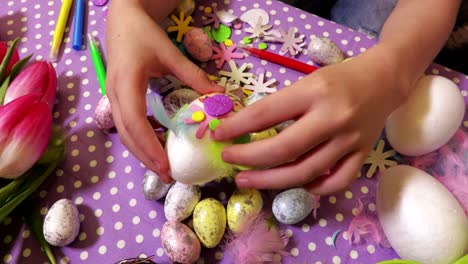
[
  {"left": 193, "top": 198, "right": 226, "bottom": 248},
  {"left": 164, "top": 182, "right": 201, "bottom": 221},
  {"left": 166, "top": 93, "right": 243, "bottom": 185},
  {"left": 307, "top": 37, "right": 344, "bottom": 66},
  {"left": 43, "top": 199, "right": 80, "bottom": 246},
  {"left": 94, "top": 95, "right": 115, "bottom": 130},
  {"left": 163, "top": 88, "right": 201, "bottom": 118},
  {"left": 161, "top": 221, "right": 201, "bottom": 263},
  {"left": 272, "top": 188, "right": 314, "bottom": 225},
  {"left": 227, "top": 189, "right": 263, "bottom": 233},
  {"left": 183, "top": 28, "right": 213, "bottom": 62},
  {"left": 142, "top": 169, "right": 173, "bottom": 200}
]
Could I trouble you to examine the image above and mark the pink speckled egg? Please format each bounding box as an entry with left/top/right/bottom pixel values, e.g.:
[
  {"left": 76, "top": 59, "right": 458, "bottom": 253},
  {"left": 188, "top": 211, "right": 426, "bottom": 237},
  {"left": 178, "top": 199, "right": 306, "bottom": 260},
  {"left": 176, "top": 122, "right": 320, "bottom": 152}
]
[
  {"left": 161, "top": 221, "right": 201, "bottom": 263},
  {"left": 183, "top": 28, "right": 213, "bottom": 62},
  {"left": 94, "top": 95, "right": 115, "bottom": 130}
]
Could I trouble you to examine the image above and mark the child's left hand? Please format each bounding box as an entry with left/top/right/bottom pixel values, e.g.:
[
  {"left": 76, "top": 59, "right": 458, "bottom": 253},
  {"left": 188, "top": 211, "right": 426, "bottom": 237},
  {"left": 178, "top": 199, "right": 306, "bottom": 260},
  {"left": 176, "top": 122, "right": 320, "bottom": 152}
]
[{"left": 213, "top": 46, "right": 412, "bottom": 195}]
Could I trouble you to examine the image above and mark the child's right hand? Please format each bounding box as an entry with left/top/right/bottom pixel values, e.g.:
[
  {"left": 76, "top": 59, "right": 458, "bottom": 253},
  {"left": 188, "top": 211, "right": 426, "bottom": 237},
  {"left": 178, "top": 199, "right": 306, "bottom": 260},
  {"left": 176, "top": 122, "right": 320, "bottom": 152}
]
[{"left": 105, "top": 0, "right": 224, "bottom": 182}]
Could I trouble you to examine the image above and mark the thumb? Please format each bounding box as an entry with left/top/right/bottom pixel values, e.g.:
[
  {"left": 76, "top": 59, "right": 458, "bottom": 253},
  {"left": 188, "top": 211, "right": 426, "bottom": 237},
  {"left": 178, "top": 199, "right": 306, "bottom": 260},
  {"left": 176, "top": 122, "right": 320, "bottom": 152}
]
[{"left": 167, "top": 52, "right": 225, "bottom": 94}]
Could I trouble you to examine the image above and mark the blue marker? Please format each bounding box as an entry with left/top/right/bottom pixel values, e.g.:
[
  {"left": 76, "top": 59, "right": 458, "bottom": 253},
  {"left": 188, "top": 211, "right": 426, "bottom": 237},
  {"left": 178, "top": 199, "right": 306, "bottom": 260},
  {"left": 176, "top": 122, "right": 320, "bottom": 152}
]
[{"left": 72, "top": 0, "right": 85, "bottom": 50}]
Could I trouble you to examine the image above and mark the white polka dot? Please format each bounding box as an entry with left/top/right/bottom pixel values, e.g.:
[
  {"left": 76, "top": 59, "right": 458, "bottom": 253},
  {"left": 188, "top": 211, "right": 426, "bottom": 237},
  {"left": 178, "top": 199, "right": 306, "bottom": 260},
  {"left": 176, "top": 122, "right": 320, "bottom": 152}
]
[
  {"left": 56, "top": 185, "right": 64, "bottom": 193},
  {"left": 322, "top": 32, "right": 329, "bottom": 37},
  {"left": 301, "top": 224, "right": 310, "bottom": 232},
  {"left": 152, "top": 228, "right": 161, "bottom": 237},
  {"left": 98, "top": 245, "right": 107, "bottom": 255},
  {"left": 133, "top": 216, "right": 141, "bottom": 225},
  {"left": 127, "top": 181, "right": 134, "bottom": 190},
  {"left": 93, "top": 192, "right": 101, "bottom": 200},
  {"left": 72, "top": 164, "right": 80, "bottom": 172},
  {"left": 285, "top": 229, "right": 293, "bottom": 237},
  {"left": 279, "top": 68, "right": 286, "bottom": 74},
  {"left": 125, "top": 166, "right": 132, "bottom": 174},
  {"left": 88, "top": 145, "right": 96, "bottom": 152},
  {"left": 83, "top": 91, "right": 90, "bottom": 97},
  {"left": 336, "top": 28, "right": 342, "bottom": 34},
  {"left": 305, "top": 24, "right": 311, "bottom": 30},
  {"left": 342, "top": 231, "right": 349, "bottom": 240},
  {"left": 367, "top": 245, "right": 375, "bottom": 254},
  {"left": 345, "top": 191, "right": 353, "bottom": 199},
  {"left": 94, "top": 209, "right": 103, "bottom": 217},
  {"left": 368, "top": 203, "right": 376, "bottom": 211},
  {"left": 284, "top": 80, "right": 291, "bottom": 86},
  {"left": 361, "top": 186, "right": 369, "bottom": 194},
  {"left": 329, "top": 196, "right": 337, "bottom": 204},
  {"left": 360, "top": 47, "right": 367, "bottom": 53},
  {"left": 335, "top": 213, "right": 344, "bottom": 222},
  {"left": 149, "top": 210, "right": 157, "bottom": 219},
  {"left": 117, "top": 240, "right": 125, "bottom": 249},
  {"left": 317, "top": 21, "right": 324, "bottom": 26},
  {"left": 129, "top": 198, "right": 137, "bottom": 207},
  {"left": 319, "top": 218, "right": 327, "bottom": 227},
  {"left": 91, "top": 175, "right": 99, "bottom": 183},
  {"left": 60, "top": 256, "right": 70, "bottom": 264},
  {"left": 106, "top": 156, "right": 114, "bottom": 163},
  {"left": 156, "top": 248, "right": 164, "bottom": 257},
  {"left": 114, "top": 221, "right": 123, "bottom": 230},
  {"left": 135, "top": 234, "right": 144, "bottom": 243},
  {"left": 3, "top": 235, "right": 12, "bottom": 244},
  {"left": 332, "top": 256, "right": 341, "bottom": 264},
  {"left": 350, "top": 250, "right": 359, "bottom": 259},
  {"left": 110, "top": 187, "right": 118, "bottom": 195},
  {"left": 22, "top": 230, "right": 30, "bottom": 239},
  {"left": 290, "top": 248, "right": 299, "bottom": 256},
  {"left": 80, "top": 251, "right": 88, "bottom": 260},
  {"left": 346, "top": 51, "right": 354, "bottom": 56},
  {"left": 74, "top": 180, "right": 82, "bottom": 188},
  {"left": 108, "top": 171, "right": 116, "bottom": 179},
  {"left": 308, "top": 242, "right": 316, "bottom": 251},
  {"left": 287, "top": 17, "right": 293, "bottom": 22},
  {"left": 3, "top": 254, "right": 12, "bottom": 263},
  {"left": 96, "top": 226, "right": 104, "bottom": 235},
  {"left": 79, "top": 232, "right": 87, "bottom": 241},
  {"left": 325, "top": 236, "right": 333, "bottom": 245},
  {"left": 74, "top": 196, "right": 84, "bottom": 205},
  {"left": 22, "top": 248, "right": 31, "bottom": 258},
  {"left": 274, "top": 19, "right": 281, "bottom": 26}
]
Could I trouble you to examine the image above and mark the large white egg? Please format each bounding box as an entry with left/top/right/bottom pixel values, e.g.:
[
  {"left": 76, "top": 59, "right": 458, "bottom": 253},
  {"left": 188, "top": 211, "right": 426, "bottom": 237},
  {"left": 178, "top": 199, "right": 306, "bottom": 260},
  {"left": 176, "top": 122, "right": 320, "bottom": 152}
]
[
  {"left": 166, "top": 93, "right": 243, "bottom": 185},
  {"left": 43, "top": 199, "right": 80, "bottom": 247},
  {"left": 385, "top": 75, "right": 465, "bottom": 156},
  {"left": 377, "top": 165, "right": 468, "bottom": 264}
]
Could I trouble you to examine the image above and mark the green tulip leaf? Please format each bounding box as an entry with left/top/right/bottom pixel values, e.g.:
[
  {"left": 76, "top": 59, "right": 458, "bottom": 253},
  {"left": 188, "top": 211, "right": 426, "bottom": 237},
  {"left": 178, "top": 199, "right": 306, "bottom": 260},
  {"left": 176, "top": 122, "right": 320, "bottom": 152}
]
[{"left": 0, "top": 37, "right": 19, "bottom": 84}]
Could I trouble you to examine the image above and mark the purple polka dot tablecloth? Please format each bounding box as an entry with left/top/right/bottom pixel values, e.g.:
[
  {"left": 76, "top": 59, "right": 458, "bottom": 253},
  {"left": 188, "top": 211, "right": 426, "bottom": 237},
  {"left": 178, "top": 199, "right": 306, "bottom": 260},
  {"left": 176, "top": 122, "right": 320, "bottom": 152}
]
[{"left": 1, "top": 0, "right": 467, "bottom": 264}]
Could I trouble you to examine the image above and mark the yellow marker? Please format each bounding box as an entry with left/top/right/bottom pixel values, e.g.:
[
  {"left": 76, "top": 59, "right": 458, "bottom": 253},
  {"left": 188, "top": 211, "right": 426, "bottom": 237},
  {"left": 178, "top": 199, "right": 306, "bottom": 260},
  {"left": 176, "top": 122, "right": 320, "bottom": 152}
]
[
  {"left": 50, "top": 0, "right": 73, "bottom": 61},
  {"left": 192, "top": 111, "right": 206, "bottom": 122}
]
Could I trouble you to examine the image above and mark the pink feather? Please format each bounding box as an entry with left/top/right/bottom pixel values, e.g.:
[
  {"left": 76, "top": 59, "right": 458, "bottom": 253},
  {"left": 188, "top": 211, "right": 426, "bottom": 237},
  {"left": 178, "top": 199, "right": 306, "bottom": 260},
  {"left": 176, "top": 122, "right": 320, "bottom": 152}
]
[
  {"left": 347, "top": 200, "right": 390, "bottom": 248},
  {"left": 223, "top": 212, "right": 289, "bottom": 264}
]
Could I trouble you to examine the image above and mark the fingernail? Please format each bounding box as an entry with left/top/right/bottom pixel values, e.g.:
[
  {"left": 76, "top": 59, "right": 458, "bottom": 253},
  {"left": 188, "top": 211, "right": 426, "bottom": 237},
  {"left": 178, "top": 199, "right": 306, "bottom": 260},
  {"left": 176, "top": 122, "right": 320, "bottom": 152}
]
[
  {"left": 236, "top": 174, "right": 250, "bottom": 186},
  {"left": 221, "top": 150, "right": 232, "bottom": 162}
]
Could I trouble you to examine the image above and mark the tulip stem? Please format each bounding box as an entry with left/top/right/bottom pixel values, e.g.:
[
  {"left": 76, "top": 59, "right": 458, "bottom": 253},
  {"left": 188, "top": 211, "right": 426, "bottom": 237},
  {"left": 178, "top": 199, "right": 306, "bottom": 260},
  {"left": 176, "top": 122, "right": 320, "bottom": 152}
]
[
  {"left": 0, "top": 37, "right": 19, "bottom": 84},
  {"left": 0, "top": 75, "right": 11, "bottom": 105}
]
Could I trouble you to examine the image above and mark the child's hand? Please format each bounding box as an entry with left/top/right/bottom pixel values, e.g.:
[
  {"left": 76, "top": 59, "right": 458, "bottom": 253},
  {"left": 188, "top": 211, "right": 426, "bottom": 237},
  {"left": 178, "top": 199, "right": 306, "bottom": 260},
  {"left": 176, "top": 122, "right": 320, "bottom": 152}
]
[
  {"left": 213, "top": 48, "right": 410, "bottom": 195},
  {"left": 106, "top": 0, "right": 224, "bottom": 182}
]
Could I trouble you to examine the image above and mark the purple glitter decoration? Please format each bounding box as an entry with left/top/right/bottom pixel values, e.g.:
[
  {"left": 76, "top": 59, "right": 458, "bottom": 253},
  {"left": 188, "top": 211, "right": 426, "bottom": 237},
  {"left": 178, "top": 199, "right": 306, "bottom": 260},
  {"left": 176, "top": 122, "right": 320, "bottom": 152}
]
[
  {"left": 203, "top": 94, "right": 233, "bottom": 117},
  {"left": 92, "top": 0, "right": 109, "bottom": 7}
]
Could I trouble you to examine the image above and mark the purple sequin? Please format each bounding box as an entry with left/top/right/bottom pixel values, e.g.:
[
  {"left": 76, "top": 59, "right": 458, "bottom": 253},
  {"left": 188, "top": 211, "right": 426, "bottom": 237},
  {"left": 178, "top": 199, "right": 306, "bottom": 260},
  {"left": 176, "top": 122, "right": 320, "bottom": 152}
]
[{"left": 203, "top": 94, "right": 233, "bottom": 117}]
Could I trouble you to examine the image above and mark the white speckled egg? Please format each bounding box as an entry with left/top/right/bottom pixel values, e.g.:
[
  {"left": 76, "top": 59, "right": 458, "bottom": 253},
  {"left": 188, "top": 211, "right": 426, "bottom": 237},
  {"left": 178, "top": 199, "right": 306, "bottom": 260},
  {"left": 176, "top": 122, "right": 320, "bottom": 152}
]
[
  {"left": 142, "top": 169, "right": 173, "bottom": 200},
  {"left": 272, "top": 188, "right": 314, "bottom": 225},
  {"left": 385, "top": 75, "right": 465, "bottom": 156},
  {"left": 193, "top": 198, "right": 226, "bottom": 248},
  {"left": 43, "top": 199, "right": 80, "bottom": 246},
  {"left": 94, "top": 95, "right": 115, "bottom": 130},
  {"left": 161, "top": 221, "right": 201, "bottom": 263},
  {"left": 163, "top": 88, "right": 201, "bottom": 119},
  {"left": 183, "top": 28, "right": 213, "bottom": 62},
  {"left": 307, "top": 37, "right": 344, "bottom": 65},
  {"left": 164, "top": 182, "right": 201, "bottom": 221},
  {"left": 377, "top": 165, "right": 468, "bottom": 264}
]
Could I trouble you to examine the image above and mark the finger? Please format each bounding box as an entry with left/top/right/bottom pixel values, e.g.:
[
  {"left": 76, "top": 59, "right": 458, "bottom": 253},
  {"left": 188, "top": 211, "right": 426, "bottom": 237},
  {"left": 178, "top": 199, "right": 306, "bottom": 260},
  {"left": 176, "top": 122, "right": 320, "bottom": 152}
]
[
  {"left": 221, "top": 112, "right": 332, "bottom": 167},
  {"left": 158, "top": 39, "right": 224, "bottom": 94},
  {"left": 107, "top": 66, "right": 173, "bottom": 182},
  {"left": 305, "top": 152, "right": 365, "bottom": 195},
  {"left": 213, "top": 88, "right": 309, "bottom": 141},
  {"left": 234, "top": 136, "right": 353, "bottom": 189}
]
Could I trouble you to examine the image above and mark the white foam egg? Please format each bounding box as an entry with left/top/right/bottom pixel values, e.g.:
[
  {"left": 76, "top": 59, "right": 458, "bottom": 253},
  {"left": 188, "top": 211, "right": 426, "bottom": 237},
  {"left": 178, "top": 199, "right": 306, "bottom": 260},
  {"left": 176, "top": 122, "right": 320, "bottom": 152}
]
[
  {"left": 166, "top": 94, "right": 242, "bottom": 185},
  {"left": 377, "top": 165, "right": 468, "bottom": 264},
  {"left": 385, "top": 75, "right": 465, "bottom": 156}
]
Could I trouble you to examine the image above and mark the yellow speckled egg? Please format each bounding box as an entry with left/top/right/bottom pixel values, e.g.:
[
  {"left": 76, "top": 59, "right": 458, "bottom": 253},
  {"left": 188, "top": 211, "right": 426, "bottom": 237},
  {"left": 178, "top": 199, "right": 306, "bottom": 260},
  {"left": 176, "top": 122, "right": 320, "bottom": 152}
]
[
  {"left": 227, "top": 189, "right": 263, "bottom": 233},
  {"left": 250, "top": 128, "right": 277, "bottom": 142},
  {"left": 193, "top": 198, "right": 226, "bottom": 248}
]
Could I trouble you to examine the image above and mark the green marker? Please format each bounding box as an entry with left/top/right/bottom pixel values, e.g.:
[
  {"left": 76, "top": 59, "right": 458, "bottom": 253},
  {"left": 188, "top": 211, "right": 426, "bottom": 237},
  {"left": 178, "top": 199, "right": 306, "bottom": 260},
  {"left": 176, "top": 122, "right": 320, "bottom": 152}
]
[{"left": 87, "top": 34, "right": 106, "bottom": 95}]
